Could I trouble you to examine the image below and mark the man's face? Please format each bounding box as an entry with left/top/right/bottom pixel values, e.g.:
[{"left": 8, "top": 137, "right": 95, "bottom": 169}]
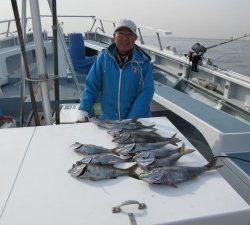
[{"left": 114, "top": 27, "right": 137, "bottom": 55}]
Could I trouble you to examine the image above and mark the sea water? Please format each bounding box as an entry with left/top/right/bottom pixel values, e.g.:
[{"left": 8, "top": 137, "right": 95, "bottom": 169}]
[{"left": 143, "top": 36, "right": 250, "bottom": 76}]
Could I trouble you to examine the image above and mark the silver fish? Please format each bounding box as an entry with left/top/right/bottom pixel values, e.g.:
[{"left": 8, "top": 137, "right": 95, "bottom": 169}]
[
  {"left": 79, "top": 153, "right": 130, "bottom": 165},
  {"left": 116, "top": 141, "right": 170, "bottom": 156},
  {"left": 68, "top": 162, "right": 138, "bottom": 181},
  {"left": 97, "top": 118, "right": 137, "bottom": 124},
  {"left": 113, "top": 132, "right": 181, "bottom": 145},
  {"left": 135, "top": 148, "right": 195, "bottom": 169},
  {"left": 91, "top": 118, "right": 156, "bottom": 131},
  {"left": 70, "top": 142, "right": 114, "bottom": 154},
  {"left": 115, "top": 143, "right": 136, "bottom": 155},
  {"left": 139, "top": 159, "right": 222, "bottom": 187},
  {"left": 133, "top": 143, "right": 194, "bottom": 160},
  {"left": 70, "top": 142, "right": 136, "bottom": 158},
  {"left": 107, "top": 129, "right": 123, "bottom": 138}
]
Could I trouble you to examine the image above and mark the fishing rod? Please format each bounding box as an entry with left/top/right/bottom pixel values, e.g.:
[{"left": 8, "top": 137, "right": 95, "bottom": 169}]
[
  {"left": 184, "top": 33, "right": 250, "bottom": 58},
  {"left": 206, "top": 33, "right": 250, "bottom": 50}
]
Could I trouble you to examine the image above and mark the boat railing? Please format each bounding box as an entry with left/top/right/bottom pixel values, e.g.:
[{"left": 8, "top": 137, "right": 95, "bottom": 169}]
[
  {"left": 0, "top": 17, "right": 49, "bottom": 49},
  {"left": 0, "top": 18, "right": 16, "bottom": 38},
  {"left": 90, "top": 17, "right": 172, "bottom": 50},
  {"left": 1, "top": 15, "right": 172, "bottom": 51},
  {"left": 35, "top": 15, "right": 172, "bottom": 50}
]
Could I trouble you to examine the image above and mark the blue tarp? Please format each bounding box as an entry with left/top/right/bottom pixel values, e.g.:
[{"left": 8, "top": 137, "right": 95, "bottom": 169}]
[{"left": 69, "top": 33, "right": 96, "bottom": 74}]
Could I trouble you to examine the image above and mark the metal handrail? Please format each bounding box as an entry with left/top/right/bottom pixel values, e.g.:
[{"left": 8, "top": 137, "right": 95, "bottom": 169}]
[{"left": 1, "top": 15, "right": 172, "bottom": 50}]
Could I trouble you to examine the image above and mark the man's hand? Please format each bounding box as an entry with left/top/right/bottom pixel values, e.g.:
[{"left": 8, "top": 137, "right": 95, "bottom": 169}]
[{"left": 75, "top": 110, "right": 89, "bottom": 123}]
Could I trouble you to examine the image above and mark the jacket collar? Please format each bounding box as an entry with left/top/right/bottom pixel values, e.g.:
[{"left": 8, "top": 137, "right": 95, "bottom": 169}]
[{"left": 107, "top": 43, "right": 151, "bottom": 63}]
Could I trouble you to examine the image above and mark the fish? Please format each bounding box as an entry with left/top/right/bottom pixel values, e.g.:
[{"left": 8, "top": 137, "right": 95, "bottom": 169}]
[
  {"left": 107, "top": 128, "right": 124, "bottom": 138},
  {"left": 116, "top": 141, "right": 170, "bottom": 156},
  {"left": 112, "top": 131, "right": 181, "bottom": 145},
  {"left": 70, "top": 142, "right": 117, "bottom": 155},
  {"left": 70, "top": 142, "right": 139, "bottom": 158},
  {"left": 135, "top": 147, "right": 195, "bottom": 169},
  {"left": 133, "top": 143, "right": 194, "bottom": 160},
  {"left": 139, "top": 159, "right": 223, "bottom": 187},
  {"left": 68, "top": 161, "right": 139, "bottom": 181},
  {"left": 71, "top": 142, "right": 144, "bottom": 158},
  {"left": 91, "top": 118, "right": 156, "bottom": 131},
  {"left": 78, "top": 153, "right": 131, "bottom": 165},
  {"left": 96, "top": 118, "right": 138, "bottom": 124},
  {"left": 114, "top": 143, "right": 136, "bottom": 155}
]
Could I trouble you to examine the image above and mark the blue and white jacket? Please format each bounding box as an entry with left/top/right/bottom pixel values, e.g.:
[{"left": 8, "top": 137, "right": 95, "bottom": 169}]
[{"left": 79, "top": 43, "right": 155, "bottom": 120}]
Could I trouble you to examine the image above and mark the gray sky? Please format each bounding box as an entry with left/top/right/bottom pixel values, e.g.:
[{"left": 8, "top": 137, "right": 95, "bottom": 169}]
[{"left": 1, "top": 0, "right": 250, "bottom": 39}]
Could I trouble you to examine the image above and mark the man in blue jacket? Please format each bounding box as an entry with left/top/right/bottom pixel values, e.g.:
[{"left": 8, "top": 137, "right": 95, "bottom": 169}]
[{"left": 76, "top": 19, "right": 154, "bottom": 121}]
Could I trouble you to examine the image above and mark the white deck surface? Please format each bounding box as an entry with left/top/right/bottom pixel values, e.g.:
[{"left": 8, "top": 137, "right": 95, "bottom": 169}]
[
  {"left": 0, "top": 117, "right": 249, "bottom": 225},
  {"left": 0, "top": 127, "right": 35, "bottom": 216}
]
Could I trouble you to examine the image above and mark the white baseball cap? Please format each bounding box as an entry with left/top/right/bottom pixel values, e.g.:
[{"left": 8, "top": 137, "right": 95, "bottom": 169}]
[{"left": 114, "top": 19, "right": 137, "bottom": 36}]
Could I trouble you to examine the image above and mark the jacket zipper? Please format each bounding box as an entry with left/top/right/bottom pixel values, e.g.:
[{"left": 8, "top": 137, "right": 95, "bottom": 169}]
[
  {"left": 118, "top": 68, "right": 122, "bottom": 120},
  {"left": 107, "top": 49, "right": 143, "bottom": 120}
]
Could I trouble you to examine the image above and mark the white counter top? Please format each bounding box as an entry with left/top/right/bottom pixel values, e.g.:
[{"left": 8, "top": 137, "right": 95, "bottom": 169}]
[
  {"left": 0, "top": 117, "right": 249, "bottom": 225},
  {"left": 0, "top": 127, "right": 35, "bottom": 216}
]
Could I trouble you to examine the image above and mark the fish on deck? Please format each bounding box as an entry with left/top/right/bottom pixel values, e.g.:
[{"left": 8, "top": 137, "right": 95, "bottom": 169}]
[
  {"left": 132, "top": 143, "right": 190, "bottom": 159},
  {"left": 135, "top": 147, "right": 195, "bottom": 169},
  {"left": 70, "top": 142, "right": 114, "bottom": 154},
  {"left": 68, "top": 162, "right": 139, "bottom": 181},
  {"left": 116, "top": 141, "right": 171, "bottom": 156},
  {"left": 139, "top": 159, "right": 223, "bottom": 187},
  {"left": 112, "top": 131, "right": 181, "bottom": 145},
  {"left": 71, "top": 142, "right": 142, "bottom": 157},
  {"left": 91, "top": 118, "right": 156, "bottom": 131},
  {"left": 78, "top": 153, "right": 131, "bottom": 165}
]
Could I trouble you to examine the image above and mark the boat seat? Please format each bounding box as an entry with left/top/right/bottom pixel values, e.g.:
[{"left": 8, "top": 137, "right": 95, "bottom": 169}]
[{"left": 153, "top": 81, "right": 250, "bottom": 155}]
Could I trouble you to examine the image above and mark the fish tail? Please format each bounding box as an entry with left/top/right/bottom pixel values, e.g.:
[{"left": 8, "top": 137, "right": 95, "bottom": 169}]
[
  {"left": 111, "top": 147, "right": 120, "bottom": 155},
  {"left": 144, "top": 125, "right": 157, "bottom": 133},
  {"left": 150, "top": 127, "right": 158, "bottom": 132},
  {"left": 179, "top": 143, "right": 195, "bottom": 155},
  {"left": 147, "top": 124, "right": 156, "bottom": 129},
  {"left": 169, "top": 133, "right": 181, "bottom": 146},
  {"left": 203, "top": 158, "right": 223, "bottom": 171},
  {"left": 128, "top": 164, "right": 140, "bottom": 179},
  {"left": 148, "top": 129, "right": 158, "bottom": 134}
]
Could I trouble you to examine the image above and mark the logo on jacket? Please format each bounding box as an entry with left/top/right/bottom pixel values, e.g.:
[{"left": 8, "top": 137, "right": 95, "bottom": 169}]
[{"left": 131, "top": 66, "right": 139, "bottom": 74}]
